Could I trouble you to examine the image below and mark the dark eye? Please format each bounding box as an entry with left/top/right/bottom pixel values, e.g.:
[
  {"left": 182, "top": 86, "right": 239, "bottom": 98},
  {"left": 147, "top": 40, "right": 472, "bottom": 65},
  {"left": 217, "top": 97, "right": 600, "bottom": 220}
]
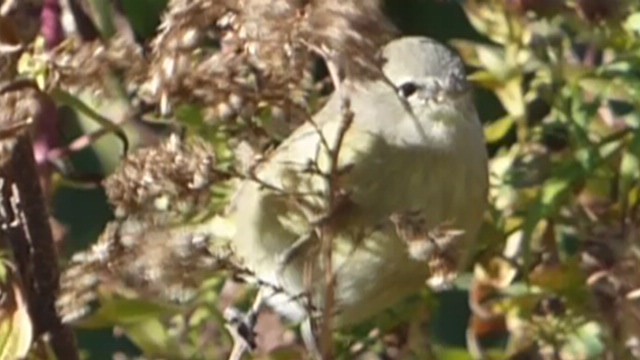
[{"left": 398, "top": 82, "right": 419, "bottom": 98}]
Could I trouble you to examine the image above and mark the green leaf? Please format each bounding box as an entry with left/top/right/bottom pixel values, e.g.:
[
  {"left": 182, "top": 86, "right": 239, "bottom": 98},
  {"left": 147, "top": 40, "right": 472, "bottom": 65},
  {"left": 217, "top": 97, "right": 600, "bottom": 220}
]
[
  {"left": 484, "top": 116, "right": 515, "bottom": 143},
  {"left": 75, "top": 297, "right": 177, "bottom": 329},
  {"left": 579, "top": 77, "right": 640, "bottom": 105},
  {"left": 461, "top": 1, "right": 512, "bottom": 45},
  {"left": 540, "top": 174, "right": 573, "bottom": 210},
  {"left": 122, "top": 318, "right": 183, "bottom": 358},
  {"left": 530, "top": 262, "right": 586, "bottom": 295},
  {"left": 52, "top": 89, "right": 129, "bottom": 155},
  {"left": 176, "top": 104, "right": 206, "bottom": 131},
  {"left": 624, "top": 12, "right": 640, "bottom": 35},
  {"left": 88, "top": 0, "right": 117, "bottom": 38},
  {"left": 469, "top": 70, "right": 504, "bottom": 90},
  {"left": 433, "top": 346, "right": 475, "bottom": 360},
  {"left": 0, "top": 283, "right": 33, "bottom": 360},
  {"left": 562, "top": 322, "right": 605, "bottom": 359},
  {"left": 121, "top": 0, "right": 168, "bottom": 40},
  {"left": 0, "top": 254, "right": 10, "bottom": 284},
  {"left": 619, "top": 134, "right": 640, "bottom": 204},
  {"left": 268, "top": 347, "right": 307, "bottom": 360},
  {"left": 450, "top": 40, "right": 505, "bottom": 72},
  {"left": 495, "top": 77, "right": 525, "bottom": 117}
]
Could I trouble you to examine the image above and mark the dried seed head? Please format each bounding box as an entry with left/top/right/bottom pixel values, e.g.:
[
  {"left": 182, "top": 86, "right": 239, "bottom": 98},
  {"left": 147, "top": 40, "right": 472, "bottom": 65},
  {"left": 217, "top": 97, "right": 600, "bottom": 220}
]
[
  {"left": 57, "top": 217, "right": 236, "bottom": 323},
  {"left": 104, "top": 134, "right": 220, "bottom": 222},
  {"left": 301, "top": 0, "right": 397, "bottom": 80}
]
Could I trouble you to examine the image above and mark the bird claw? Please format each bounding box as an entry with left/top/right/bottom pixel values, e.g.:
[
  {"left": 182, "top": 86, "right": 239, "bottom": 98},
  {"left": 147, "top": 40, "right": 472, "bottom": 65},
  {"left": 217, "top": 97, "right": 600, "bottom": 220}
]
[
  {"left": 301, "top": 318, "right": 322, "bottom": 360},
  {"left": 224, "top": 306, "right": 258, "bottom": 359}
]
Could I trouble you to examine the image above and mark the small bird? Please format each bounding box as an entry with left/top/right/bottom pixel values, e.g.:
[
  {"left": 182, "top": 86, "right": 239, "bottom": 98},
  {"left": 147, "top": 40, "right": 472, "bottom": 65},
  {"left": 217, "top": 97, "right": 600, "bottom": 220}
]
[
  {"left": 228, "top": 35, "right": 488, "bottom": 338},
  {"left": 54, "top": 35, "right": 489, "bottom": 359}
]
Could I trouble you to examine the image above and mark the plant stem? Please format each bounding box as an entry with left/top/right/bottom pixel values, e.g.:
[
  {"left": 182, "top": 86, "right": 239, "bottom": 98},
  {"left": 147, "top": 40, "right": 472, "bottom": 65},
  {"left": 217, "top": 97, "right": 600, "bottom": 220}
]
[{"left": 0, "top": 82, "right": 79, "bottom": 360}]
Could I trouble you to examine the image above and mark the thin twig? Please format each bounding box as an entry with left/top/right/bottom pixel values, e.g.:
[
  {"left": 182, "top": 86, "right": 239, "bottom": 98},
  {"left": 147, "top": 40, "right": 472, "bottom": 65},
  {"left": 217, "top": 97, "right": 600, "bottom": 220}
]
[{"left": 318, "top": 91, "right": 354, "bottom": 360}]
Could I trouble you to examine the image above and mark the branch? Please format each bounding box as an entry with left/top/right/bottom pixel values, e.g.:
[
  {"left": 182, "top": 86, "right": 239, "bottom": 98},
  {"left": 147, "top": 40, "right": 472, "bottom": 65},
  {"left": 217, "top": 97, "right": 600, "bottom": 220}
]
[
  {"left": 317, "top": 89, "right": 354, "bottom": 360},
  {"left": 0, "top": 80, "right": 79, "bottom": 360}
]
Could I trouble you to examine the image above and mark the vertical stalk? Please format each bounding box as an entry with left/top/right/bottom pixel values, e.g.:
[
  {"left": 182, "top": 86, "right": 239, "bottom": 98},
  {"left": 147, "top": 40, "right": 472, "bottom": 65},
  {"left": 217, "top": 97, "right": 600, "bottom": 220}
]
[{"left": 0, "top": 81, "right": 79, "bottom": 360}]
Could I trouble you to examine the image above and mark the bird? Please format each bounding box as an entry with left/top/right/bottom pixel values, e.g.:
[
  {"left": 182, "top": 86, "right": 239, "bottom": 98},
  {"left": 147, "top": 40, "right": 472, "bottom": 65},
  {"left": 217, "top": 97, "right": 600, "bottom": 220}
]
[{"left": 227, "top": 35, "right": 489, "bottom": 344}]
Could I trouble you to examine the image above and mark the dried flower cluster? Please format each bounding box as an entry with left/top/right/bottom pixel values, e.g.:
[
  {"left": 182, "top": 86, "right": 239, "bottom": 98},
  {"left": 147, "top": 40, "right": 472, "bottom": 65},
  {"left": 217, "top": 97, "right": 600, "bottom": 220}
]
[
  {"left": 38, "top": 34, "right": 146, "bottom": 96},
  {"left": 36, "top": 0, "right": 396, "bottom": 133},
  {"left": 57, "top": 135, "right": 236, "bottom": 323},
  {"left": 0, "top": 81, "right": 44, "bottom": 129},
  {"left": 300, "top": 0, "right": 396, "bottom": 77},
  {"left": 56, "top": 217, "right": 233, "bottom": 323},
  {"left": 104, "top": 134, "right": 222, "bottom": 222},
  {"left": 0, "top": 81, "right": 54, "bottom": 169}
]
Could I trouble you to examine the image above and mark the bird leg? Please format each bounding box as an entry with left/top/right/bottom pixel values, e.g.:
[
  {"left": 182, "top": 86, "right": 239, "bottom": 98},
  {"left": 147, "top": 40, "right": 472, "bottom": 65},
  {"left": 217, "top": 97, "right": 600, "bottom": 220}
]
[
  {"left": 301, "top": 317, "right": 322, "bottom": 360},
  {"left": 224, "top": 289, "right": 265, "bottom": 360}
]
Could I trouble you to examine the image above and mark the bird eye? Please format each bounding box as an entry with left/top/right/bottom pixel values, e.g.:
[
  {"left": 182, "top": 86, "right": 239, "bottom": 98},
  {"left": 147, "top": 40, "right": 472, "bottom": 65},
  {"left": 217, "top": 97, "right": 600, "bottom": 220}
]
[{"left": 398, "top": 82, "right": 419, "bottom": 98}]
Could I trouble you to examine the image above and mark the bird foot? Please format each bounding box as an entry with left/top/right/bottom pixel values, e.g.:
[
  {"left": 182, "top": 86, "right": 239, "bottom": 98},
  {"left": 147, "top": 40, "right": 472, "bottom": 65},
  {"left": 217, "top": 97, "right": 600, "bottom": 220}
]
[{"left": 224, "top": 290, "right": 265, "bottom": 360}]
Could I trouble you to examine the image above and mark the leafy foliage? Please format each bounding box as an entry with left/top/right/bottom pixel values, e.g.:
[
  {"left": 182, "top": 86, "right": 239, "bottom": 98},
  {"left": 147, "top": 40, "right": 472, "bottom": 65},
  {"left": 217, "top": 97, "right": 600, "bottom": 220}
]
[{"left": 457, "top": 0, "right": 640, "bottom": 358}]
